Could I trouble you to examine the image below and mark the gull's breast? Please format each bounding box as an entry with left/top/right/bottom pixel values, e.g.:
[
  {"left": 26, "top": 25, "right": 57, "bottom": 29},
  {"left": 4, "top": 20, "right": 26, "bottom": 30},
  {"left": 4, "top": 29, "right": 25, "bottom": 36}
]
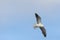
[{"left": 39, "top": 23, "right": 44, "bottom": 27}]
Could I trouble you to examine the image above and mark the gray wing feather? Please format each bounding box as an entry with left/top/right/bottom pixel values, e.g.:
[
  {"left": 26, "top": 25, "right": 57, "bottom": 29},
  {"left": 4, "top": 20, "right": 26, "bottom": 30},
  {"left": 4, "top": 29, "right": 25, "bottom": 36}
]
[
  {"left": 39, "top": 27, "right": 46, "bottom": 37},
  {"left": 35, "top": 13, "right": 41, "bottom": 24}
]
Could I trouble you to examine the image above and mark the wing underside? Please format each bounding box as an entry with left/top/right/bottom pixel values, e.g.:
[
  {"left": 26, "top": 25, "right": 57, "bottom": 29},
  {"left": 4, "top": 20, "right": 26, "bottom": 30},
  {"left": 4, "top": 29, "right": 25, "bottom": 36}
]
[
  {"left": 39, "top": 27, "right": 46, "bottom": 37},
  {"left": 35, "top": 13, "right": 41, "bottom": 24}
]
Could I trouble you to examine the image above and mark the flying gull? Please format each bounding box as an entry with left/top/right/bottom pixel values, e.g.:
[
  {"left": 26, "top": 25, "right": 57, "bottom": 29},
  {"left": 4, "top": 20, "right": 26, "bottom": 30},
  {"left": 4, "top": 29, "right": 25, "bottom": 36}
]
[{"left": 34, "top": 13, "right": 46, "bottom": 37}]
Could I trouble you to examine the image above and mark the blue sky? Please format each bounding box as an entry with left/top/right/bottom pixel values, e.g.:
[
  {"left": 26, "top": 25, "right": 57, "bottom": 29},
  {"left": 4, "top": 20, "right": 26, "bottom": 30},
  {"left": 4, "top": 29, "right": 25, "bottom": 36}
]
[{"left": 0, "top": 0, "right": 60, "bottom": 40}]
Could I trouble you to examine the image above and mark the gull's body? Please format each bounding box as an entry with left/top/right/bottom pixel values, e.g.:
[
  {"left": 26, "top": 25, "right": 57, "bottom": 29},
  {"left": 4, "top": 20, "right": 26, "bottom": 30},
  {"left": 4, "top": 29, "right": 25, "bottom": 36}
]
[{"left": 34, "top": 13, "right": 46, "bottom": 37}]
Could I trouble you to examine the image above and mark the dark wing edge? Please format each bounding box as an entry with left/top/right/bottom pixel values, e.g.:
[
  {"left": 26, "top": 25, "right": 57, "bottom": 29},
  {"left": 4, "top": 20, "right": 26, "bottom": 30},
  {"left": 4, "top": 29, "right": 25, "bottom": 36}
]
[
  {"left": 39, "top": 27, "right": 46, "bottom": 37},
  {"left": 35, "top": 13, "right": 41, "bottom": 24}
]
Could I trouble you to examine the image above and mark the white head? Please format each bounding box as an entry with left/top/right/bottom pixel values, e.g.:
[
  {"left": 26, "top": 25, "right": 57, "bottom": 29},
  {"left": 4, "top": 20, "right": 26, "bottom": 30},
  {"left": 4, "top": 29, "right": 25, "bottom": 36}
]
[{"left": 34, "top": 24, "right": 39, "bottom": 29}]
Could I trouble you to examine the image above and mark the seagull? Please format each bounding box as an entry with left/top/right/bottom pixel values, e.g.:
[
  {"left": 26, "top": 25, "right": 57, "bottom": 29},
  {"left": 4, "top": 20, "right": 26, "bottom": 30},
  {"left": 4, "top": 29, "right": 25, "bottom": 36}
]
[{"left": 34, "top": 13, "right": 46, "bottom": 37}]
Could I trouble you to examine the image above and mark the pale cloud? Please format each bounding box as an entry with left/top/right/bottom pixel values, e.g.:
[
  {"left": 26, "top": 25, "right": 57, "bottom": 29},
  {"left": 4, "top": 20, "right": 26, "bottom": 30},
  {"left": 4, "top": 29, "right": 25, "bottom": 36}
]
[
  {"left": 33, "top": 0, "right": 60, "bottom": 5},
  {"left": 0, "top": 0, "right": 60, "bottom": 24}
]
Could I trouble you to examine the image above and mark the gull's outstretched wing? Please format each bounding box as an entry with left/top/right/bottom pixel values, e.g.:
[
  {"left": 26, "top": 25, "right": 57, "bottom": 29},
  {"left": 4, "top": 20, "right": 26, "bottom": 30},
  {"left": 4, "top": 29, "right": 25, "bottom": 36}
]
[
  {"left": 39, "top": 27, "right": 46, "bottom": 37},
  {"left": 35, "top": 13, "right": 41, "bottom": 24}
]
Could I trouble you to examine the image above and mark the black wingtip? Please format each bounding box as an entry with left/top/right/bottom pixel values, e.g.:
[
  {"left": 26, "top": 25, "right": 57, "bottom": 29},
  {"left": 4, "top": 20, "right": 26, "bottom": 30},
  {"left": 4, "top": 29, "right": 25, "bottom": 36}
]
[
  {"left": 44, "top": 34, "right": 46, "bottom": 37},
  {"left": 35, "top": 13, "right": 38, "bottom": 17}
]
